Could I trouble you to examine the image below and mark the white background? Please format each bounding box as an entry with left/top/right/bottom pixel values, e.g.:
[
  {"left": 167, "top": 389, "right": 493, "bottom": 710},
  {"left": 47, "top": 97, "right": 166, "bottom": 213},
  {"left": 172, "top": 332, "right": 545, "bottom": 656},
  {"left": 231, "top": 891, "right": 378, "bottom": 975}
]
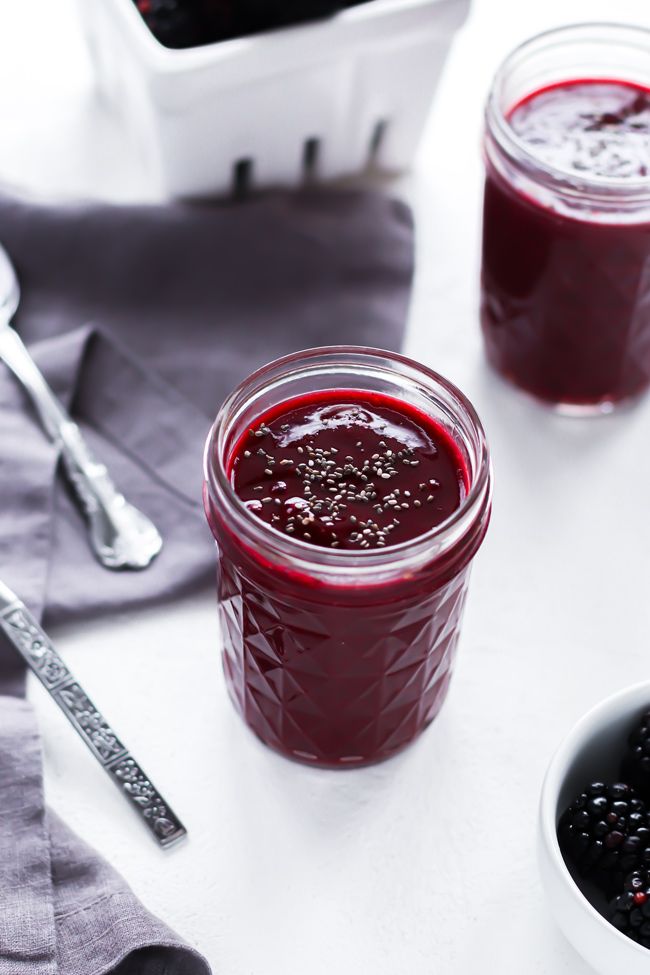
[{"left": 2, "top": 1, "right": 650, "bottom": 973}]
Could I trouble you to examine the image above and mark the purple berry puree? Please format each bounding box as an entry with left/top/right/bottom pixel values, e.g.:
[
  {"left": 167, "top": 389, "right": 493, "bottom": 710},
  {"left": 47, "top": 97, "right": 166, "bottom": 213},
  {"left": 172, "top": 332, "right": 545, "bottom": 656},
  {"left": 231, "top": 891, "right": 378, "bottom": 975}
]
[
  {"left": 206, "top": 388, "right": 485, "bottom": 768},
  {"left": 481, "top": 79, "right": 650, "bottom": 408},
  {"left": 230, "top": 390, "right": 467, "bottom": 550}
]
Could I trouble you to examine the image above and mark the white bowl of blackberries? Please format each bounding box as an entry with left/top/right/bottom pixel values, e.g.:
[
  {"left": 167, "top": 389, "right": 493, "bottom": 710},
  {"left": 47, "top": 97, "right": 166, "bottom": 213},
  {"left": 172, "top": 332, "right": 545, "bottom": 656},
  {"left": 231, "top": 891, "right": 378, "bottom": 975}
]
[{"left": 539, "top": 682, "right": 650, "bottom": 975}]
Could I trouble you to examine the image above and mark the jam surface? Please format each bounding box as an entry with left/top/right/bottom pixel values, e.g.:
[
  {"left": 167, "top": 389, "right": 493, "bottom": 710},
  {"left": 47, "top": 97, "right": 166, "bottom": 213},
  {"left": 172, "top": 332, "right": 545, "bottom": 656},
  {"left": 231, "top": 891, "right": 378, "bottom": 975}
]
[
  {"left": 510, "top": 80, "right": 650, "bottom": 179},
  {"left": 230, "top": 390, "right": 466, "bottom": 550},
  {"left": 481, "top": 77, "right": 650, "bottom": 407}
]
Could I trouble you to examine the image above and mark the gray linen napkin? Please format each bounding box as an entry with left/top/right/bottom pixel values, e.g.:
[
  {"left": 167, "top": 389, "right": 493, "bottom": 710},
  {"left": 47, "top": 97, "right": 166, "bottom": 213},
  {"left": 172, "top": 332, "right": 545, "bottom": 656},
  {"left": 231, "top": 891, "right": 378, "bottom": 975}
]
[
  {"left": 0, "top": 696, "right": 210, "bottom": 975},
  {"left": 0, "top": 189, "right": 413, "bottom": 623},
  {"left": 0, "top": 189, "right": 414, "bottom": 974}
]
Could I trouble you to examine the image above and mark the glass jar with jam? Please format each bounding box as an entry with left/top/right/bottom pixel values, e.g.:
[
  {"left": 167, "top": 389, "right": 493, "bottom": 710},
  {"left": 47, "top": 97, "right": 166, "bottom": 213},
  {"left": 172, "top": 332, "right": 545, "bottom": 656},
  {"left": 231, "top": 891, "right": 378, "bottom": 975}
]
[
  {"left": 204, "top": 347, "right": 492, "bottom": 767},
  {"left": 481, "top": 23, "right": 650, "bottom": 413}
]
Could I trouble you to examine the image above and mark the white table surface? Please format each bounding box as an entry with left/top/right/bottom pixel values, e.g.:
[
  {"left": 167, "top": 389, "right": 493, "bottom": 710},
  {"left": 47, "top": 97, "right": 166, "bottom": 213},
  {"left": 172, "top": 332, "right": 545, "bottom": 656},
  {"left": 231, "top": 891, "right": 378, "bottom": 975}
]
[{"left": 2, "top": 1, "right": 650, "bottom": 972}]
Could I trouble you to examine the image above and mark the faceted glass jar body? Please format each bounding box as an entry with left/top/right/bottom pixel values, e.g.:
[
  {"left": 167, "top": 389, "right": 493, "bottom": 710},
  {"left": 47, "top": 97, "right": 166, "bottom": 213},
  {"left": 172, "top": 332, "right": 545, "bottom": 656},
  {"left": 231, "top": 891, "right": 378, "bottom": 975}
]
[
  {"left": 480, "top": 24, "right": 650, "bottom": 414},
  {"left": 204, "top": 348, "right": 492, "bottom": 768}
]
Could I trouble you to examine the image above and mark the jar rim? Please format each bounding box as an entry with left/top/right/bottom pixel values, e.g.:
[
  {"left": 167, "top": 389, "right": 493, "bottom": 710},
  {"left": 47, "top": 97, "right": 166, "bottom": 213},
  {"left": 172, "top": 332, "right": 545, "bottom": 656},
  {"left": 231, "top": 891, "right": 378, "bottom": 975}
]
[
  {"left": 203, "top": 346, "right": 492, "bottom": 579},
  {"left": 486, "top": 22, "right": 650, "bottom": 203}
]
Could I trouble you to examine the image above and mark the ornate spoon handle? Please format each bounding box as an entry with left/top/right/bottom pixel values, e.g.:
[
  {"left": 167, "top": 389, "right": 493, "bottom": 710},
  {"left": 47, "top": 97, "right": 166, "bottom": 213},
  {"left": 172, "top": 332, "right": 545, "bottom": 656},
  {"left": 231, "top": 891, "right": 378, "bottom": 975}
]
[
  {"left": 0, "top": 325, "right": 163, "bottom": 570},
  {"left": 0, "top": 580, "right": 186, "bottom": 849}
]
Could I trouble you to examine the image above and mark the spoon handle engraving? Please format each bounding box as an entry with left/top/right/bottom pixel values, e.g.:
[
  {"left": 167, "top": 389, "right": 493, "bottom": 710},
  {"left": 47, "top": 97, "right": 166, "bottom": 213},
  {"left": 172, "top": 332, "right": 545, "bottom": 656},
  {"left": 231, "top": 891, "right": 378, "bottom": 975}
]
[{"left": 0, "top": 580, "right": 186, "bottom": 849}]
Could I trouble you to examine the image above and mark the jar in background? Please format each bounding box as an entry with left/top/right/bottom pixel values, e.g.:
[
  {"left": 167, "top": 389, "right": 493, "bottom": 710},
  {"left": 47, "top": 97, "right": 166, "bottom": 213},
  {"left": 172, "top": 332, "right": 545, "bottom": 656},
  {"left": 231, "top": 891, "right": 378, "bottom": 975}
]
[{"left": 481, "top": 24, "right": 650, "bottom": 414}]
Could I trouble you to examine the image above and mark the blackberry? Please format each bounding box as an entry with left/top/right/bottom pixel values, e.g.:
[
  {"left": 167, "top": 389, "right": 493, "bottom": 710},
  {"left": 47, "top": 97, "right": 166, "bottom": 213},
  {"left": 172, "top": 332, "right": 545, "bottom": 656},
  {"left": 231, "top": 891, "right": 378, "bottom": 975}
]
[
  {"left": 621, "top": 711, "right": 650, "bottom": 803},
  {"left": 133, "top": 0, "right": 374, "bottom": 48},
  {"left": 558, "top": 782, "right": 650, "bottom": 892},
  {"left": 203, "top": 1, "right": 348, "bottom": 42},
  {"left": 610, "top": 868, "right": 650, "bottom": 949},
  {"left": 134, "top": 0, "right": 205, "bottom": 49}
]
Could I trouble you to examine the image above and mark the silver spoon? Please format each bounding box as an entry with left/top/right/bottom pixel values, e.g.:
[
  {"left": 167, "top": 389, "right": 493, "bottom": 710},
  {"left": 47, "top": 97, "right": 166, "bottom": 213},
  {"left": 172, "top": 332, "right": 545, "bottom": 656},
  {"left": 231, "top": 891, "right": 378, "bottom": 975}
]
[
  {"left": 0, "top": 578, "right": 186, "bottom": 848},
  {"left": 0, "top": 242, "right": 162, "bottom": 570}
]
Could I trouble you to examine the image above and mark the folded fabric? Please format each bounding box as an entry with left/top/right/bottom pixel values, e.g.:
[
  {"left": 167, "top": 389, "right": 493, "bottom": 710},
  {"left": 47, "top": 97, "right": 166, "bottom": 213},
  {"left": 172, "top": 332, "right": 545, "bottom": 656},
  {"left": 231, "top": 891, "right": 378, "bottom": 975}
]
[
  {"left": 0, "top": 188, "right": 414, "bottom": 974},
  {"left": 0, "top": 697, "right": 210, "bottom": 975},
  {"left": 0, "top": 189, "right": 414, "bottom": 625}
]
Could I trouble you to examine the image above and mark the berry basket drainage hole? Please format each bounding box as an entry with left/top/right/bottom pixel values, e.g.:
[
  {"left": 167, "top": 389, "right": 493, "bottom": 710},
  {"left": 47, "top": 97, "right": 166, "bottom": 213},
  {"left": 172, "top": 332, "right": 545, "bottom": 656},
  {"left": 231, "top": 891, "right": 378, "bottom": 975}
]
[
  {"left": 368, "top": 119, "right": 388, "bottom": 166},
  {"left": 302, "top": 137, "right": 321, "bottom": 182},
  {"left": 232, "top": 158, "right": 253, "bottom": 199}
]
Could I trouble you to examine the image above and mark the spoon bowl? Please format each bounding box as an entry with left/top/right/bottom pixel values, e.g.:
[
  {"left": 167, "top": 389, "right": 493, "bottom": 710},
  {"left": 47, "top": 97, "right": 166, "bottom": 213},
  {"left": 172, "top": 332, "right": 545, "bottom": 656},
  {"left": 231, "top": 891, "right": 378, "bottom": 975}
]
[{"left": 0, "top": 241, "right": 20, "bottom": 323}]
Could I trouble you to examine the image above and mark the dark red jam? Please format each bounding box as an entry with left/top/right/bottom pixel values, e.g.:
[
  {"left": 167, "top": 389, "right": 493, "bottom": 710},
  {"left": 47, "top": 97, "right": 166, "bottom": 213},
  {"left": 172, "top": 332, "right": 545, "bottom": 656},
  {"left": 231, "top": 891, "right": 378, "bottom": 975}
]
[
  {"left": 206, "top": 389, "right": 487, "bottom": 768},
  {"left": 230, "top": 391, "right": 466, "bottom": 551},
  {"left": 481, "top": 79, "right": 650, "bottom": 408}
]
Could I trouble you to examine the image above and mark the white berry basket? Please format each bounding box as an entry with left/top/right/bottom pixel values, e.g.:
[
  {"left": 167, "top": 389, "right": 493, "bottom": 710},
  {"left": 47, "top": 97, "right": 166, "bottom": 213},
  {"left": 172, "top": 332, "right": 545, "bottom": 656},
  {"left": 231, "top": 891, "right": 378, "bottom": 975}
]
[{"left": 78, "top": 0, "right": 470, "bottom": 197}]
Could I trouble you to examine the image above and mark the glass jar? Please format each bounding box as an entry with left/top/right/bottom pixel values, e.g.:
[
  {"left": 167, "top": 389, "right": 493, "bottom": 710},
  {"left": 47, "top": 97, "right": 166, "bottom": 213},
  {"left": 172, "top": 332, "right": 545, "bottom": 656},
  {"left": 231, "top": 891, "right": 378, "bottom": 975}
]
[
  {"left": 480, "top": 24, "right": 650, "bottom": 414},
  {"left": 203, "top": 347, "right": 492, "bottom": 768}
]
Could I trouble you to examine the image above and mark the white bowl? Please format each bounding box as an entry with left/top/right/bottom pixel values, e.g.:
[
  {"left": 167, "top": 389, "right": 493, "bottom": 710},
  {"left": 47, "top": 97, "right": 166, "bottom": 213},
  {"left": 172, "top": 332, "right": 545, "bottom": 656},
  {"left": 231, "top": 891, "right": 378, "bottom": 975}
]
[
  {"left": 76, "top": 0, "right": 470, "bottom": 197},
  {"left": 539, "top": 681, "right": 650, "bottom": 975}
]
